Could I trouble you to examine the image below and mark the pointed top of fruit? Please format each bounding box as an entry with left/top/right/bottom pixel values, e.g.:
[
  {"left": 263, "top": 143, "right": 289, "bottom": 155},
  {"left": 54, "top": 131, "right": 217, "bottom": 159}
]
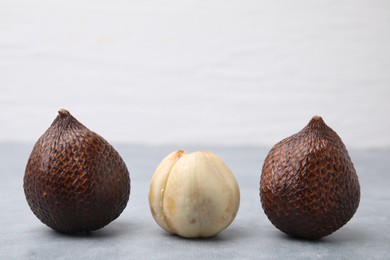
[
  {"left": 302, "top": 116, "right": 339, "bottom": 143},
  {"left": 311, "top": 115, "right": 323, "bottom": 121},
  {"left": 49, "top": 109, "right": 80, "bottom": 131},
  {"left": 307, "top": 115, "right": 327, "bottom": 130},
  {"left": 58, "top": 108, "right": 70, "bottom": 117}
]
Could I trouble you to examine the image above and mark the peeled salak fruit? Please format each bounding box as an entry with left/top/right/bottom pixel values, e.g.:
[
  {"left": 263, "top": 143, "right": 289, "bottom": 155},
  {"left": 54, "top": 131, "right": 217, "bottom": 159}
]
[
  {"left": 24, "top": 109, "right": 130, "bottom": 233},
  {"left": 149, "top": 150, "right": 240, "bottom": 238},
  {"left": 260, "top": 116, "right": 360, "bottom": 239}
]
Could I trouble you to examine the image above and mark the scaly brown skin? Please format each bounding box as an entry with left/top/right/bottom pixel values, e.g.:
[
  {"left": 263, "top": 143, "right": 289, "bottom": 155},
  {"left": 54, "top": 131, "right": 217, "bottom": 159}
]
[
  {"left": 260, "top": 116, "right": 360, "bottom": 240},
  {"left": 24, "top": 109, "right": 130, "bottom": 233}
]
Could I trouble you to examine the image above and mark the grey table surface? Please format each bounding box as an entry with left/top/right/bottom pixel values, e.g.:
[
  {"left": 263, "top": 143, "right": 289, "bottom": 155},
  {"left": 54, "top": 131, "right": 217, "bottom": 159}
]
[{"left": 1, "top": 143, "right": 389, "bottom": 259}]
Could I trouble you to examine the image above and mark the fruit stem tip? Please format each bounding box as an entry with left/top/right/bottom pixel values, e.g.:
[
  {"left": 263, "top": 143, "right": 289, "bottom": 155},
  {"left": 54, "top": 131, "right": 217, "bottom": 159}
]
[
  {"left": 312, "top": 115, "right": 322, "bottom": 121},
  {"left": 58, "top": 109, "right": 70, "bottom": 117}
]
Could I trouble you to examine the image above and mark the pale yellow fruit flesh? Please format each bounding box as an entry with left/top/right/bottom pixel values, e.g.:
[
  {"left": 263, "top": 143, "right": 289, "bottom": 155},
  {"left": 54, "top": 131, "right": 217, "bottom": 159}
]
[{"left": 149, "top": 150, "right": 240, "bottom": 238}]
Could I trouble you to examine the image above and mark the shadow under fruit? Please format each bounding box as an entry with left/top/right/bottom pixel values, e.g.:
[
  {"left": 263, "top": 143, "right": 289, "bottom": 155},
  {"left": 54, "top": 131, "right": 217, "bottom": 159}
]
[
  {"left": 24, "top": 109, "right": 130, "bottom": 233},
  {"left": 260, "top": 116, "right": 360, "bottom": 240}
]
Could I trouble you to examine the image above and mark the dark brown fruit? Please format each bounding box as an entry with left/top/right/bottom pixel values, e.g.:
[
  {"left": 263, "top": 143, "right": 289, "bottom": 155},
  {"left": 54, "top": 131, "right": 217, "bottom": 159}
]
[
  {"left": 260, "top": 116, "right": 360, "bottom": 239},
  {"left": 24, "top": 109, "right": 130, "bottom": 233}
]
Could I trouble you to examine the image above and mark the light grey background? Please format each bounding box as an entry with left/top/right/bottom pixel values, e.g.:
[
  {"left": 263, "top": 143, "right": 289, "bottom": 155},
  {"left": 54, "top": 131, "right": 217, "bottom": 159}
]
[{"left": 1, "top": 0, "right": 390, "bottom": 149}]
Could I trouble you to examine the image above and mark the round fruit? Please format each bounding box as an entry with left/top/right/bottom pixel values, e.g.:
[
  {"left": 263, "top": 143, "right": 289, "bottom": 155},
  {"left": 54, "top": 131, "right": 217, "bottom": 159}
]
[
  {"left": 260, "top": 116, "right": 360, "bottom": 239},
  {"left": 149, "top": 150, "right": 240, "bottom": 238},
  {"left": 24, "top": 109, "right": 130, "bottom": 233}
]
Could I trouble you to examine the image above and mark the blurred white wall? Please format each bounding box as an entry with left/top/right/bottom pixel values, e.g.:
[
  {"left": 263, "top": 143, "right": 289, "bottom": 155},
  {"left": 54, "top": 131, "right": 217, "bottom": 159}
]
[{"left": 1, "top": 1, "right": 389, "bottom": 149}]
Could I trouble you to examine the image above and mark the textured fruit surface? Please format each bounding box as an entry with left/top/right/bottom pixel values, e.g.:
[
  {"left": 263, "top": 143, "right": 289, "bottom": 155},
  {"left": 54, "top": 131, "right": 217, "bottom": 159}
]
[
  {"left": 260, "top": 116, "right": 360, "bottom": 239},
  {"left": 24, "top": 109, "right": 130, "bottom": 233}
]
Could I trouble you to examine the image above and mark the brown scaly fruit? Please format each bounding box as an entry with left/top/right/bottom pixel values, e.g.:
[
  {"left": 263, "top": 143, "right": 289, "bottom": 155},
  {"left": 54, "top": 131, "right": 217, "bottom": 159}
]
[
  {"left": 260, "top": 116, "right": 360, "bottom": 239},
  {"left": 24, "top": 109, "right": 130, "bottom": 233}
]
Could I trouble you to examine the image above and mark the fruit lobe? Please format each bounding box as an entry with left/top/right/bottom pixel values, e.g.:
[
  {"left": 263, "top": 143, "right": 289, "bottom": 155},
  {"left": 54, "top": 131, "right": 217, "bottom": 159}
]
[
  {"left": 24, "top": 109, "right": 130, "bottom": 233},
  {"left": 260, "top": 116, "right": 360, "bottom": 239}
]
